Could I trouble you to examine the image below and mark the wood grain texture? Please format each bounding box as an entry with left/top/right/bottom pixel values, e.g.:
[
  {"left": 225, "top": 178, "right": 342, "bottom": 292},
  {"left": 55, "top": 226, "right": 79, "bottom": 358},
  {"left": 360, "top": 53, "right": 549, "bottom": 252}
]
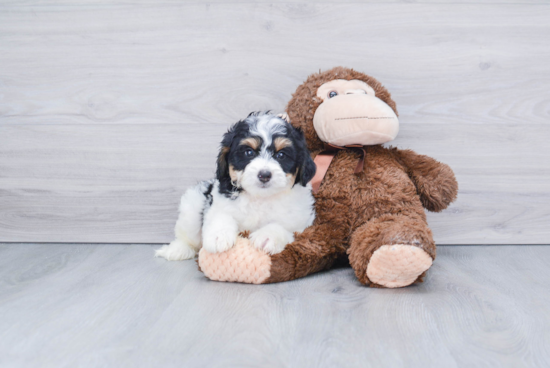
[
  {"left": 1, "top": 123, "right": 549, "bottom": 244},
  {"left": 1, "top": 243, "right": 550, "bottom": 368},
  {"left": 1, "top": 4, "right": 549, "bottom": 127},
  {"left": 1, "top": 3, "right": 549, "bottom": 243},
  {"left": 2, "top": 0, "right": 549, "bottom": 5}
]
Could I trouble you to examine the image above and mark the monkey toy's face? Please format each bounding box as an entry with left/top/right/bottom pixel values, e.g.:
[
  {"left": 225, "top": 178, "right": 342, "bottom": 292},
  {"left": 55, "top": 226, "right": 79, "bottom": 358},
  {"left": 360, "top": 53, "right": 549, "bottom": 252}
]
[{"left": 313, "top": 79, "right": 399, "bottom": 146}]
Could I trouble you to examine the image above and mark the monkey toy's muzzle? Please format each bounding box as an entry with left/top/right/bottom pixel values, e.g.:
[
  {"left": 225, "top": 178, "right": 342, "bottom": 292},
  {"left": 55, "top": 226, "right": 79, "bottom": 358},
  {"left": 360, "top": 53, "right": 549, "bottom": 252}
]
[{"left": 313, "top": 94, "right": 399, "bottom": 146}]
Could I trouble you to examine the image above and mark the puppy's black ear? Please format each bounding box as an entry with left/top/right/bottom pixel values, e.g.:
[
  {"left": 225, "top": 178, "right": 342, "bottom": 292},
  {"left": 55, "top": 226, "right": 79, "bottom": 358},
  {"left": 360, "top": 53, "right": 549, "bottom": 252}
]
[
  {"left": 296, "top": 153, "right": 316, "bottom": 186},
  {"left": 292, "top": 126, "right": 317, "bottom": 186},
  {"left": 216, "top": 127, "right": 236, "bottom": 194}
]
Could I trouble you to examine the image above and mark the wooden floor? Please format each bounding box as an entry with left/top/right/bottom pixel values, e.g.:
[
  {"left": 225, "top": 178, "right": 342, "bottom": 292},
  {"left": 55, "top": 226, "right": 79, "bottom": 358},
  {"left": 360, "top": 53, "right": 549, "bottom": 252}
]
[{"left": 0, "top": 244, "right": 548, "bottom": 368}]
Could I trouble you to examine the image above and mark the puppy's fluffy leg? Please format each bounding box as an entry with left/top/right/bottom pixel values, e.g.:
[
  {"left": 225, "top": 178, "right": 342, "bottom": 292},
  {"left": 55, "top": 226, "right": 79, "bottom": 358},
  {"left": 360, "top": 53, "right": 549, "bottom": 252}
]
[
  {"left": 250, "top": 223, "right": 295, "bottom": 255},
  {"left": 155, "top": 238, "right": 196, "bottom": 261},
  {"left": 202, "top": 212, "right": 239, "bottom": 253},
  {"left": 155, "top": 182, "right": 209, "bottom": 261}
]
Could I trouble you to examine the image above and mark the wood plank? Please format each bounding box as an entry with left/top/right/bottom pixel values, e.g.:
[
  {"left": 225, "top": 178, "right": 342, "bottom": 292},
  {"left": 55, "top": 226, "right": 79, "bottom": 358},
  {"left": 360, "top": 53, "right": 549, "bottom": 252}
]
[
  {"left": 1, "top": 243, "right": 550, "bottom": 367},
  {"left": 1, "top": 0, "right": 549, "bottom": 6},
  {"left": 1, "top": 4, "right": 549, "bottom": 127},
  {"left": 1, "top": 123, "right": 549, "bottom": 244}
]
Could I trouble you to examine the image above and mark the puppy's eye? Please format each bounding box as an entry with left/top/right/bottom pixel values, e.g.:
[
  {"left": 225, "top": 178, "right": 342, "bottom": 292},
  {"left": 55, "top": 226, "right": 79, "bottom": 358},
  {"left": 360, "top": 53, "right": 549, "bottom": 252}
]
[
  {"left": 244, "top": 148, "right": 255, "bottom": 157},
  {"left": 275, "top": 151, "right": 285, "bottom": 159},
  {"left": 328, "top": 91, "right": 338, "bottom": 98}
]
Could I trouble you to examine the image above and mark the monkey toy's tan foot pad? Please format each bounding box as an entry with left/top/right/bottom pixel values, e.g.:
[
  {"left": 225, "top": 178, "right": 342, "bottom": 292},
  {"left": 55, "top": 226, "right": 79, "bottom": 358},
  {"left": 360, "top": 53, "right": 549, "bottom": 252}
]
[
  {"left": 198, "top": 237, "right": 271, "bottom": 284},
  {"left": 366, "top": 244, "right": 433, "bottom": 288}
]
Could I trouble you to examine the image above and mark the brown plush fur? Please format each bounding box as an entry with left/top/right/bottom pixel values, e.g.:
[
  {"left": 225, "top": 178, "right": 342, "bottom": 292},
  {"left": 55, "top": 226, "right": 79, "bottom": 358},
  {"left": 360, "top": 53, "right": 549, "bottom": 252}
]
[{"left": 264, "top": 67, "right": 458, "bottom": 286}]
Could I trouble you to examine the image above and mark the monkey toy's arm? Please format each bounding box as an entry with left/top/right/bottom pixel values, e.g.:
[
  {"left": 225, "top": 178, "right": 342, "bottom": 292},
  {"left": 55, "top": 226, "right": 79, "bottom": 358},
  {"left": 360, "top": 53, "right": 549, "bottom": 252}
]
[
  {"left": 262, "top": 221, "right": 348, "bottom": 283},
  {"left": 395, "top": 149, "right": 458, "bottom": 212}
]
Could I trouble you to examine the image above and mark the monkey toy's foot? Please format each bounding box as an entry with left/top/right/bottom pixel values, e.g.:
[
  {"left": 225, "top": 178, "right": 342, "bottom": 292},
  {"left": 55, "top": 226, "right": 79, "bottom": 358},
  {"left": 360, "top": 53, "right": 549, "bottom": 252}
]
[{"left": 366, "top": 244, "right": 433, "bottom": 288}]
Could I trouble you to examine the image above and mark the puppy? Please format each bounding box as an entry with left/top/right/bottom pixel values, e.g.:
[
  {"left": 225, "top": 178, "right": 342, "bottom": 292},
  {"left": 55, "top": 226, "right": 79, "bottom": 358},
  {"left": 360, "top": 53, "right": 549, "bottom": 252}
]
[{"left": 155, "top": 111, "right": 317, "bottom": 261}]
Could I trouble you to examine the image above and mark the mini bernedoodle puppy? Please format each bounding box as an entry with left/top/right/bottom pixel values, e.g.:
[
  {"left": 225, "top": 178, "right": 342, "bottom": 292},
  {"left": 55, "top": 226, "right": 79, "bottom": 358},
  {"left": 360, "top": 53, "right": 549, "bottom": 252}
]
[{"left": 155, "top": 112, "right": 317, "bottom": 261}]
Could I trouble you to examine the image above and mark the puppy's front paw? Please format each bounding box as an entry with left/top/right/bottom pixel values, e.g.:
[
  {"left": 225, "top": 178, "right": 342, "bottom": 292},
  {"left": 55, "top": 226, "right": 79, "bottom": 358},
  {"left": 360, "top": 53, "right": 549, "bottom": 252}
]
[
  {"left": 250, "top": 227, "right": 294, "bottom": 255},
  {"left": 202, "top": 228, "right": 238, "bottom": 253}
]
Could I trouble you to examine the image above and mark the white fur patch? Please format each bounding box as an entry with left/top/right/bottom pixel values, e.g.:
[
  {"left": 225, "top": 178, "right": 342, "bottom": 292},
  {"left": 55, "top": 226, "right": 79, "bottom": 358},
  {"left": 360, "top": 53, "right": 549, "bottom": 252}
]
[
  {"left": 250, "top": 223, "right": 295, "bottom": 255},
  {"left": 155, "top": 180, "right": 212, "bottom": 260},
  {"left": 248, "top": 114, "right": 287, "bottom": 152},
  {"left": 156, "top": 179, "right": 315, "bottom": 259}
]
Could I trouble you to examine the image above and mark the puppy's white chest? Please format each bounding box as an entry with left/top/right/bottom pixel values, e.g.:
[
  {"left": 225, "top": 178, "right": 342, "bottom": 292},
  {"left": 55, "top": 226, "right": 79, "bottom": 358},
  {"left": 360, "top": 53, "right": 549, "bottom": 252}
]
[{"left": 236, "top": 196, "right": 287, "bottom": 231}]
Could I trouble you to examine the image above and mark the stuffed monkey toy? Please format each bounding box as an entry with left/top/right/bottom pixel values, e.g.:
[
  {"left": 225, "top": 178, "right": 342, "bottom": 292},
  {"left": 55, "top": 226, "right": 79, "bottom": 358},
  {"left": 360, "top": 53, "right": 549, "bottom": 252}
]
[{"left": 198, "top": 67, "right": 458, "bottom": 288}]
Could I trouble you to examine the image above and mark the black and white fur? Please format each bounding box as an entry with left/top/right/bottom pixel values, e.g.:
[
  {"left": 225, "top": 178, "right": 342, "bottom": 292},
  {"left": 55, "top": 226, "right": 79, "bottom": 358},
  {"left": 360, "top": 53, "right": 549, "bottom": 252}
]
[{"left": 155, "top": 112, "right": 317, "bottom": 260}]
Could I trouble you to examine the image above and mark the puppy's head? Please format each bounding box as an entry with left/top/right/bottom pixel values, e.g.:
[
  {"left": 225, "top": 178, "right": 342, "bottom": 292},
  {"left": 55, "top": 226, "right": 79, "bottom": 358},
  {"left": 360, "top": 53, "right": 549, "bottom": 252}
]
[{"left": 216, "top": 111, "right": 316, "bottom": 198}]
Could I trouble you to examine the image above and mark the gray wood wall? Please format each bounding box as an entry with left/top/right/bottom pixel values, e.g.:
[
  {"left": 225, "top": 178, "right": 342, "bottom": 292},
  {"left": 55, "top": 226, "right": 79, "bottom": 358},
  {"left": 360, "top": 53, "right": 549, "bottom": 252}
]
[{"left": 1, "top": 1, "right": 549, "bottom": 244}]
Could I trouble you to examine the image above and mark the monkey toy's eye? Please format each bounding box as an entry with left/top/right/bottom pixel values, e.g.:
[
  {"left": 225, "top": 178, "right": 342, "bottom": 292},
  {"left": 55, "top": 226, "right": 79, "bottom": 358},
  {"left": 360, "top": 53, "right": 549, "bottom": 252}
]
[
  {"left": 328, "top": 91, "right": 338, "bottom": 98},
  {"left": 275, "top": 151, "right": 285, "bottom": 159},
  {"left": 244, "top": 148, "right": 255, "bottom": 157}
]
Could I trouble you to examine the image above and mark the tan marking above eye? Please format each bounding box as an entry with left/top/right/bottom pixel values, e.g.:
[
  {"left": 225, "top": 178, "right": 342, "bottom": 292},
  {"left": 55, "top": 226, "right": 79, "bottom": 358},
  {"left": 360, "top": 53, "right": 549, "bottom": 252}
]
[
  {"left": 274, "top": 137, "right": 292, "bottom": 151},
  {"left": 239, "top": 137, "right": 261, "bottom": 150}
]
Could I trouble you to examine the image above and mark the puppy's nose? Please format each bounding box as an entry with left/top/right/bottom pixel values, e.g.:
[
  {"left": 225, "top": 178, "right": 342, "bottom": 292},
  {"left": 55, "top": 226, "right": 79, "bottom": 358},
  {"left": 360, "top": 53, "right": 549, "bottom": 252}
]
[{"left": 258, "top": 170, "right": 272, "bottom": 183}]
